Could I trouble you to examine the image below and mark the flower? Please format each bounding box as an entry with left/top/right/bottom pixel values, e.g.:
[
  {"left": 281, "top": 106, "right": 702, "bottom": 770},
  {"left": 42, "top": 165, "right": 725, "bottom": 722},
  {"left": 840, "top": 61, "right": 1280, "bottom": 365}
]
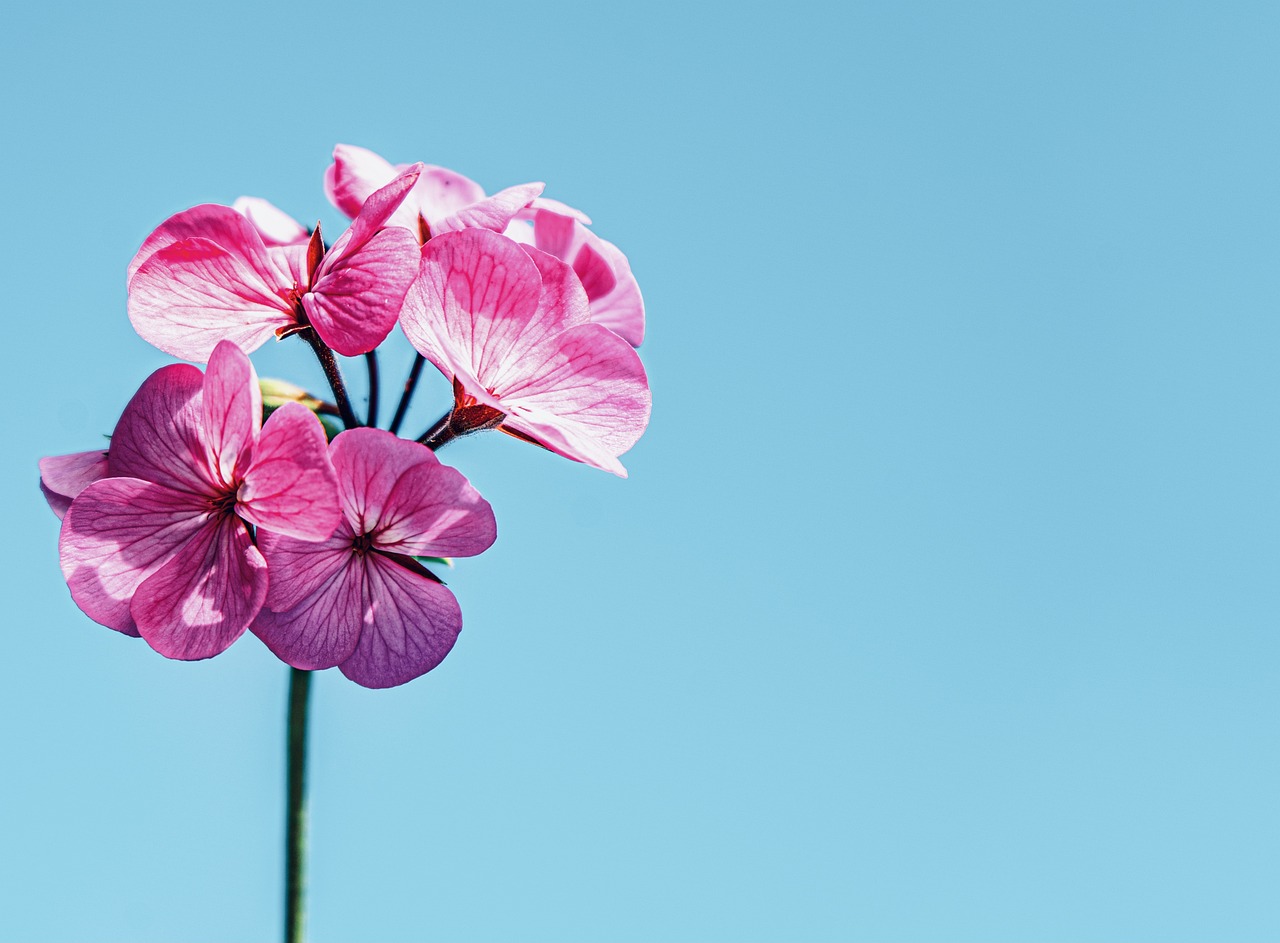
[
  {"left": 39, "top": 450, "right": 109, "bottom": 519},
  {"left": 504, "top": 206, "right": 645, "bottom": 347},
  {"left": 398, "top": 228, "right": 651, "bottom": 477},
  {"left": 127, "top": 164, "right": 424, "bottom": 360},
  {"left": 324, "top": 143, "right": 544, "bottom": 241},
  {"left": 252, "top": 428, "right": 496, "bottom": 688},
  {"left": 232, "top": 196, "right": 310, "bottom": 247},
  {"left": 59, "top": 341, "right": 340, "bottom": 659}
]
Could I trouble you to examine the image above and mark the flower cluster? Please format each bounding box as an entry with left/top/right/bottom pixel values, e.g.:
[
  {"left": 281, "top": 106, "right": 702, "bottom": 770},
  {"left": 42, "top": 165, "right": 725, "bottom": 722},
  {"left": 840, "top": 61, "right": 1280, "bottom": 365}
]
[{"left": 42, "top": 145, "right": 651, "bottom": 688}]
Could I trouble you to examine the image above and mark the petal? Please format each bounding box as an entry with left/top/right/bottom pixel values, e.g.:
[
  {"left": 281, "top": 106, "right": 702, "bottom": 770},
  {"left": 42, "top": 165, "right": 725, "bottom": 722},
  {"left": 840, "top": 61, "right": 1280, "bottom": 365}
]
[
  {"left": 59, "top": 478, "right": 211, "bottom": 635},
  {"left": 237, "top": 403, "right": 341, "bottom": 541},
  {"left": 498, "top": 324, "right": 652, "bottom": 477},
  {"left": 342, "top": 163, "right": 424, "bottom": 254},
  {"left": 432, "top": 182, "right": 545, "bottom": 235},
  {"left": 39, "top": 450, "right": 109, "bottom": 520},
  {"left": 127, "top": 204, "right": 273, "bottom": 284},
  {"left": 108, "top": 363, "right": 216, "bottom": 495},
  {"left": 583, "top": 236, "right": 645, "bottom": 347},
  {"left": 528, "top": 196, "right": 591, "bottom": 224},
  {"left": 203, "top": 340, "right": 261, "bottom": 485},
  {"left": 414, "top": 165, "right": 486, "bottom": 228},
  {"left": 128, "top": 236, "right": 296, "bottom": 362},
  {"left": 304, "top": 226, "right": 421, "bottom": 356},
  {"left": 339, "top": 555, "right": 462, "bottom": 689},
  {"left": 258, "top": 523, "right": 355, "bottom": 613},
  {"left": 252, "top": 537, "right": 363, "bottom": 670},
  {"left": 375, "top": 454, "right": 497, "bottom": 559},
  {"left": 132, "top": 514, "right": 267, "bottom": 660},
  {"left": 328, "top": 428, "right": 427, "bottom": 535},
  {"left": 232, "top": 196, "right": 310, "bottom": 247},
  {"left": 324, "top": 143, "right": 399, "bottom": 219}
]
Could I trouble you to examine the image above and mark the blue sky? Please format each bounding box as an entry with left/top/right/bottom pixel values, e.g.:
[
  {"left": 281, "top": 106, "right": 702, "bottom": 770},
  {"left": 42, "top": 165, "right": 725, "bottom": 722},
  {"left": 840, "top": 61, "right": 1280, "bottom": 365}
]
[{"left": 2, "top": 1, "right": 1278, "bottom": 940}]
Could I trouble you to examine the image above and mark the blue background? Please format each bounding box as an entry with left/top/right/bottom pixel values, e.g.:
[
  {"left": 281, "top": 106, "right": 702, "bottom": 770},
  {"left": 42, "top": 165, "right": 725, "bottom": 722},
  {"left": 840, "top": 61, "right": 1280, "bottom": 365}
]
[{"left": 3, "top": 1, "right": 1278, "bottom": 940}]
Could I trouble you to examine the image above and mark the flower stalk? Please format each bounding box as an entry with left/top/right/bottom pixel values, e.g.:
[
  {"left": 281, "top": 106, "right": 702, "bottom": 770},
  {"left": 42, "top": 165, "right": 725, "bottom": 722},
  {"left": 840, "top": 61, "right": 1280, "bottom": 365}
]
[
  {"left": 302, "top": 329, "right": 360, "bottom": 430},
  {"left": 285, "top": 667, "right": 312, "bottom": 943}
]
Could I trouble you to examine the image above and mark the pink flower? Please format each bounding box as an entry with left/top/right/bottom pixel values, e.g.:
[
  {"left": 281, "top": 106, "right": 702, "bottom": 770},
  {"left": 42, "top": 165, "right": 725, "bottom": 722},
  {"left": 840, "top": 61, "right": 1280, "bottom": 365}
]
[
  {"left": 39, "top": 450, "right": 109, "bottom": 519},
  {"left": 398, "top": 228, "right": 651, "bottom": 477},
  {"left": 127, "top": 165, "right": 424, "bottom": 361},
  {"left": 231, "top": 196, "right": 310, "bottom": 247},
  {"left": 324, "top": 143, "right": 544, "bottom": 241},
  {"left": 505, "top": 206, "right": 646, "bottom": 347},
  {"left": 59, "top": 341, "right": 340, "bottom": 659},
  {"left": 252, "top": 428, "right": 496, "bottom": 688}
]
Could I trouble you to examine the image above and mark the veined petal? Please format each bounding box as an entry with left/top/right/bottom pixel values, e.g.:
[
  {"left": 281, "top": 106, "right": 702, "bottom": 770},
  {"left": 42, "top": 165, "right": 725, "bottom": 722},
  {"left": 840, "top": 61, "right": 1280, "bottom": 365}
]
[
  {"left": 203, "top": 340, "right": 261, "bottom": 485},
  {"left": 415, "top": 166, "right": 486, "bottom": 226},
  {"left": 39, "top": 449, "right": 109, "bottom": 519},
  {"left": 59, "top": 478, "right": 211, "bottom": 635},
  {"left": 232, "top": 197, "right": 309, "bottom": 247},
  {"left": 342, "top": 163, "right": 423, "bottom": 253},
  {"left": 583, "top": 236, "right": 645, "bottom": 347},
  {"left": 339, "top": 554, "right": 462, "bottom": 689},
  {"left": 237, "top": 403, "right": 340, "bottom": 541},
  {"left": 376, "top": 455, "right": 496, "bottom": 559},
  {"left": 305, "top": 226, "right": 421, "bottom": 356},
  {"left": 109, "top": 363, "right": 215, "bottom": 495},
  {"left": 128, "top": 236, "right": 297, "bottom": 363},
  {"left": 252, "top": 539, "right": 364, "bottom": 670},
  {"left": 258, "top": 524, "right": 355, "bottom": 613},
  {"left": 127, "top": 204, "right": 273, "bottom": 284},
  {"left": 324, "top": 143, "right": 399, "bottom": 219},
  {"left": 132, "top": 514, "right": 267, "bottom": 660},
  {"left": 328, "top": 428, "right": 425, "bottom": 536},
  {"left": 433, "top": 182, "right": 544, "bottom": 235}
]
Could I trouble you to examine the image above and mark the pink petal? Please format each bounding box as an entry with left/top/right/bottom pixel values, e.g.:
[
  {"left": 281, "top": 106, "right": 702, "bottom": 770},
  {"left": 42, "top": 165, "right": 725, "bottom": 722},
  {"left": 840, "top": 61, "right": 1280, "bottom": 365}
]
[
  {"left": 257, "top": 524, "right": 355, "bottom": 613},
  {"left": 237, "top": 403, "right": 340, "bottom": 541},
  {"left": 583, "top": 236, "right": 645, "bottom": 347},
  {"left": 338, "top": 554, "right": 462, "bottom": 689},
  {"left": 108, "top": 363, "right": 216, "bottom": 496},
  {"left": 127, "top": 236, "right": 296, "bottom": 362},
  {"left": 202, "top": 340, "right": 261, "bottom": 486},
  {"left": 414, "top": 166, "right": 486, "bottom": 228},
  {"left": 433, "top": 182, "right": 545, "bottom": 235},
  {"left": 324, "top": 144, "right": 399, "bottom": 219},
  {"left": 328, "top": 428, "right": 425, "bottom": 535},
  {"left": 132, "top": 513, "right": 267, "bottom": 660},
  {"left": 304, "top": 226, "right": 421, "bottom": 356},
  {"left": 498, "top": 324, "right": 652, "bottom": 477},
  {"left": 570, "top": 241, "right": 618, "bottom": 302},
  {"left": 127, "top": 204, "right": 272, "bottom": 284},
  {"left": 232, "top": 197, "right": 310, "bottom": 247},
  {"left": 342, "top": 163, "right": 424, "bottom": 253},
  {"left": 59, "top": 478, "right": 212, "bottom": 635},
  {"left": 252, "top": 533, "right": 363, "bottom": 670},
  {"left": 528, "top": 196, "right": 591, "bottom": 224},
  {"left": 39, "top": 450, "right": 109, "bottom": 520}
]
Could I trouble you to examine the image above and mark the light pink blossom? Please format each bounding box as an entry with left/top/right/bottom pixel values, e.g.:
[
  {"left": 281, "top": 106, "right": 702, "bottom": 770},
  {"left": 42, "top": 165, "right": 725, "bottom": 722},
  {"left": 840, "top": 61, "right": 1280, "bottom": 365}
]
[
  {"left": 127, "top": 165, "right": 424, "bottom": 361},
  {"left": 505, "top": 206, "right": 645, "bottom": 347},
  {"left": 59, "top": 341, "right": 340, "bottom": 659},
  {"left": 252, "top": 428, "right": 496, "bottom": 688},
  {"left": 399, "top": 228, "right": 651, "bottom": 477},
  {"left": 324, "top": 143, "right": 544, "bottom": 241},
  {"left": 232, "top": 196, "right": 310, "bottom": 247},
  {"left": 39, "top": 450, "right": 109, "bottom": 519}
]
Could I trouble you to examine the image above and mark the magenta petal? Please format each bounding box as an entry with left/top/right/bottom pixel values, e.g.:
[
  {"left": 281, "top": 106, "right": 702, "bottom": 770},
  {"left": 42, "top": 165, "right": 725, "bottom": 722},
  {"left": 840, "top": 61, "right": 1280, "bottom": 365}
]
[
  {"left": 237, "top": 403, "right": 340, "bottom": 541},
  {"left": 258, "top": 525, "right": 354, "bottom": 613},
  {"left": 232, "top": 197, "right": 309, "bottom": 247},
  {"left": 202, "top": 341, "right": 261, "bottom": 485},
  {"left": 59, "top": 478, "right": 211, "bottom": 635},
  {"left": 127, "top": 204, "right": 271, "bottom": 284},
  {"left": 377, "top": 457, "right": 497, "bottom": 559},
  {"left": 132, "top": 514, "right": 266, "bottom": 660},
  {"left": 584, "top": 236, "right": 645, "bottom": 347},
  {"left": 328, "top": 428, "right": 425, "bottom": 534},
  {"left": 128, "top": 237, "right": 296, "bottom": 362},
  {"left": 109, "top": 363, "right": 216, "bottom": 495},
  {"left": 324, "top": 144, "right": 398, "bottom": 219},
  {"left": 434, "top": 182, "right": 545, "bottom": 235},
  {"left": 338, "top": 555, "right": 462, "bottom": 689},
  {"left": 305, "top": 226, "right": 421, "bottom": 356},
  {"left": 252, "top": 540, "right": 363, "bottom": 670},
  {"left": 39, "top": 450, "right": 109, "bottom": 519},
  {"left": 343, "top": 163, "right": 424, "bottom": 253}
]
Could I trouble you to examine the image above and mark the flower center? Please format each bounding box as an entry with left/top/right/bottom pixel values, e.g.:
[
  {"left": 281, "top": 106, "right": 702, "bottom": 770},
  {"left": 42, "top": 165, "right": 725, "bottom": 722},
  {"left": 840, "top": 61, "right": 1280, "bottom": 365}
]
[
  {"left": 351, "top": 532, "right": 375, "bottom": 556},
  {"left": 210, "top": 489, "right": 238, "bottom": 516}
]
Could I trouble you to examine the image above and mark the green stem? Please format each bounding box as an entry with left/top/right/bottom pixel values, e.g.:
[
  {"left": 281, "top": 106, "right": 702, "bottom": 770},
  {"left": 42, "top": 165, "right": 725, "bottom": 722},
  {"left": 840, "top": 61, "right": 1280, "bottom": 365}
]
[{"left": 285, "top": 667, "right": 312, "bottom": 943}]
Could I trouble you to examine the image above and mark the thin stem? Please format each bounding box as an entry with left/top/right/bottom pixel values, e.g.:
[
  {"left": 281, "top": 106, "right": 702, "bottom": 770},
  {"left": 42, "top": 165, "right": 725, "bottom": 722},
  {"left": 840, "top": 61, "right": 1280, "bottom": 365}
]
[
  {"left": 364, "top": 351, "right": 380, "bottom": 428},
  {"left": 387, "top": 354, "right": 425, "bottom": 436},
  {"left": 417, "top": 411, "right": 455, "bottom": 451},
  {"left": 285, "top": 668, "right": 312, "bottom": 943},
  {"left": 301, "top": 329, "right": 360, "bottom": 430}
]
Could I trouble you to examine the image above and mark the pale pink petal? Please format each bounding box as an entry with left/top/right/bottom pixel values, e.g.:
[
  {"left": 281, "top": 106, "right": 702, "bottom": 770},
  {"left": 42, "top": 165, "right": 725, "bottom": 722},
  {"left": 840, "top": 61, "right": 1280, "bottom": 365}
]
[
  {"left": 433, "top": 182, "right": 545, "bottom": 235},
  {"left": 251, "top": 537, "right": 364, "bottom": 670},
  {"left": 375, "top": 455, "right": 497, "bottom": 559},
  {"left": 303, "top": 226, "right": 421, "bottom": 356},
  {"left": 233, "top": 197, "right": 310, "bottom": 247},
  {"left": 324, "top": 144, "right": 399, "bottom": 219},
  {"left": 132, "top": 514, "right": 267, "bottom": 660},
  {"left": 237, "top": 403, "right": 340, "bottom": 541},
  {"left": 339, "top": 555, "right": 462, "bottom": 689},
  {"left": 528, "top": 196, "right": 591, "bottom": 224},
  {"left": 414, "top": 166, "right": 486, "bottom": 227},
  {"left": 59, "top": 478, "right": 211, "bottom": 635},
  {"left": 108, "top": 363, "right": 216, "bottom": 496},
  {"left": 583, "top": 236, "right": 645, "bottom": 347},
  {"left": 265, "top": 243, "right": 310, "bottom": 289},
  {"left": 127, "top": 204, "right": 272, "bottom": 284},
  {"left": 39, "top": 450, "right": 109, "bottom": 519},
  {"left": 127, "top": 237, "right": 296, "bottom": 362},
  {"left": 342, "top": 163, "right": 423, "bottom": 253},
  {"left": 202, "top": 340, "right": 261, "bottom": 486},
  {"left": 498, "top": 324, "right": 651, "bottom": 477}
]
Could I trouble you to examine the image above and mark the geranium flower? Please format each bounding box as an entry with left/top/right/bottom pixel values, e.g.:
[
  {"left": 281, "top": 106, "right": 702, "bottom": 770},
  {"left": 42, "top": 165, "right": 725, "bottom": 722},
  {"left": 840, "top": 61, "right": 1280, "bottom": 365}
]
[
  {"left": 505, "top": 205, "right": 645, "bottom": 347},
  {"left": 252, "top": 428, "right": 496, "bottom": 688},
  {"left": 39, "top": 450, "right": 109, "bottom": 519},
  {"left": 127, "top": 165, "right": 424, "bottom": 361},
  {"left": 232, "top": 196, "right": 310, "bottom": 247},
  {"left": 324, "top": 143, "right": 544, "bottom": 241},
  {"left": 59, "top": 341, "right": 340, "bottom": 659},
  {"left": 398, "top": 228, "right": 650, "bottom": 477}
]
